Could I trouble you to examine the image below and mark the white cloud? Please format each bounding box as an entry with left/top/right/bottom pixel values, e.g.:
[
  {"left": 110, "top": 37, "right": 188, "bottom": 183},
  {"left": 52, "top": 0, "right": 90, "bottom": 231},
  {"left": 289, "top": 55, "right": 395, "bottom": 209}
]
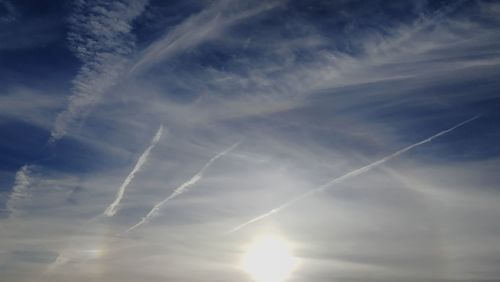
[
  {"left": 228, "top": 114, "right": 481, "bottom": 233},
  {"left": 0, "top": 87, "right": 62, "bottom": 127},
  {"left": 50, "top": 0, "right": 149, "bottom": 140},
  {"left": 6, "top": 165, "right": 32, "bottom": 218},
  {"left": 2, "top": 1, "right": 500, "bottom": 282},
  {"left": 129, "top": 0, "right": 282, "bottom": 75}
]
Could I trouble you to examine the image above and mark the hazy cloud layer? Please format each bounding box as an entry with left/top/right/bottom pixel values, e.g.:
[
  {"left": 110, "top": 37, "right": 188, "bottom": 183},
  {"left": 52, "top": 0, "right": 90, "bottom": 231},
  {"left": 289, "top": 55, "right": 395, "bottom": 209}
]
[{"left": 1, "top": 1, "right": 499, "bottom": 282}]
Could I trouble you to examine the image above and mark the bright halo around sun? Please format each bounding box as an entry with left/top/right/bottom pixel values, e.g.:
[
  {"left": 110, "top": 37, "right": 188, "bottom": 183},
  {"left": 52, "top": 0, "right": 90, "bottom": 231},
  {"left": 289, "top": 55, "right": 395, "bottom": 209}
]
[{"left": 241, "top": 234, "right": 298, "bottom": 282}]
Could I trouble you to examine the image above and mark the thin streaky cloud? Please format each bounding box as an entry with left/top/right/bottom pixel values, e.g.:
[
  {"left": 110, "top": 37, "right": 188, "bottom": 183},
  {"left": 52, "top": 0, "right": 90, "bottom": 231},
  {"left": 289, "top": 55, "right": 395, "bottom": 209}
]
[
  {"left": 104, "top": 125, "right": 164, "bottom": 217},
  {"left": 126, "top": 141, "right": 240, "bottom": 232},
  {"left": 129, "top": 0, "right": 281, "bottom": 75},
  {"left": 50, "top": 0, "right": 148, "bottom": 140},
  {"left": 6, "top": 165, "right": 32, "bottom": 218},
  {"left": 228, "top": 114, "right": 482, "bottom": 233},
  {"left": 50, "top": 0, "right": 278, "bottom": 140}
]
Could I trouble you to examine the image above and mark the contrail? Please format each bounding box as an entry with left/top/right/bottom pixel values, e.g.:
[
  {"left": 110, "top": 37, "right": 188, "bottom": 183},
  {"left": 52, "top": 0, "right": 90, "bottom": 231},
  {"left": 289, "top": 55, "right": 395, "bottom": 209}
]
[
  {"left": 104, "top": 125, "right": 165, "bottom": 217},
  {"left": 50, "top": 0, "right": 148, "bottom": 140},
  {"left": 228, "top": 115, "right": 481, "bottom": 233},
  {"left": 6, "top": 165, "right": 32, "bottom": 218},
  {"left": 126, "top": 141, "right": 240, "bottom": 232}
]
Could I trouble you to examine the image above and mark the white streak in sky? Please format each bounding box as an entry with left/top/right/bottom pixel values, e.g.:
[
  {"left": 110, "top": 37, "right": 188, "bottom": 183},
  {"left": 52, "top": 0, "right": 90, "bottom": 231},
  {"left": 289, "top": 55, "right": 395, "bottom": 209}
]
[
  {"left": 228, "top": 115, "right": 482, "bottom": 233},
  {"left": 6, "top": 165, "right": 32, "bottom": 217},
  {"left": 129, "top": 1, "right": 280, "bottom": 75},
  {"left": 104, "top": 125, "right": 164, "bottom": 217},
  {"left": 50, "top": 0, "right": 148, "bottom": 140},
  {"left": 126, "top": 141, "right": 240, "bottom": 232}
]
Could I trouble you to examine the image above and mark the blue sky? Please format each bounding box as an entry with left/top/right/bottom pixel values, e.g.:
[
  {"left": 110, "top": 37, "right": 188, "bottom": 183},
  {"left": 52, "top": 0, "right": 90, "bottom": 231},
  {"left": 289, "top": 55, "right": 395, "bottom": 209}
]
[{"left": 1, "top": 0, "right": 500, "bottom": 281}]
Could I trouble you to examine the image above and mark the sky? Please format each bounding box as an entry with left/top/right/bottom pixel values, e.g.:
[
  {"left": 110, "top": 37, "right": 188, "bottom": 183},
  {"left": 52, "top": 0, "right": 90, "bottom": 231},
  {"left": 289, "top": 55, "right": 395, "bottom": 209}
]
[{"left": 0, "top": 0, "right": 500, "bottom": 281}]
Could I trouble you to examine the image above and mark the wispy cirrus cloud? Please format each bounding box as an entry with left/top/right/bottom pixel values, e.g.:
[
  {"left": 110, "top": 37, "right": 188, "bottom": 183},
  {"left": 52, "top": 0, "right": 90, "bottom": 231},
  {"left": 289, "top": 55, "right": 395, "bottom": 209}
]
[
  {"left": 50, "top": 0, "right": 149, "bottom": 140},
  {"left": 51, "top": 0, "right": 281, "bottom": 141},
  {"left": 1, "top": 1, "right": 500, "bottom": 282},
  {"left": 129, "top": 0, "right": 282, "bottom": 75},
  {"left": 0, "top": 87, "right": 62, "bottom": 128},
  {"left": 6, "top": 165, "right": 32, "bottom": 218},
  {"left": 128, "top": 2, "right": 500, "bottom": 129}
]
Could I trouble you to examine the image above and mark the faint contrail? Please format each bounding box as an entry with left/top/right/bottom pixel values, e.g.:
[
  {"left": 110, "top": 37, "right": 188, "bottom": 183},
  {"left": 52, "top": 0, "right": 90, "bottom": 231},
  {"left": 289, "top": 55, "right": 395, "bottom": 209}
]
[
  {"left": 126, "top": 141, "right": 240, "bottom": 232},
  {"left": 6, "top": 165, "right": 32, "bottom": 218},
  {"left": 228, "top": 115, "right": 481, "bottom": 233},
  {"left": 104, "top": 125, "right": 165, "bottom": 217}
]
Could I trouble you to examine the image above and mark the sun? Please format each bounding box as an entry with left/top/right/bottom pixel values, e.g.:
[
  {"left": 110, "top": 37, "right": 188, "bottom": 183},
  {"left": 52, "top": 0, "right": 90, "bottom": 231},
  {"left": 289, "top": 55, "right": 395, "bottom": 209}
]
[{"left": 241, "top": 234, "right": 298, "bottom": 282}]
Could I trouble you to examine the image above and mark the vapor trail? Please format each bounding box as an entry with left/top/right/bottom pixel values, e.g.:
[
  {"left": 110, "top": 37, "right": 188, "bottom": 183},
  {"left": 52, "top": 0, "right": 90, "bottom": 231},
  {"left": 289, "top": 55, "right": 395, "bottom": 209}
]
[
  {"left": 6, "top": 165, "right": 32, "bottom": 218},
  {"left": 50, "top": 0, "right": 148, "bottom": 140},
  {"left": 228, "top": 115, "right": 481, "bottom": 233},
  {"left": 104, "top": 125, "right": 164, "bottom": 217},
  {"left": 126, "top": 141, "right": 240, "bottom": 232}
]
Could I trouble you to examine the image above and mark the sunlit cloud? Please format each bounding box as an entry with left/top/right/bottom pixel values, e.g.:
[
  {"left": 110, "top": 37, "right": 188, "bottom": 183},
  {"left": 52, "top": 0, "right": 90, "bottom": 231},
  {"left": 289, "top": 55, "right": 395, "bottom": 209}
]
[
  {"left": 50, "top": 0, "right": 149, "bottom": 140},
  {"left": 1, "top": 1, "right": 499, "bottom": 282},
  {"left": 228, "top": 115, "right": 481, "bottom": 233}
]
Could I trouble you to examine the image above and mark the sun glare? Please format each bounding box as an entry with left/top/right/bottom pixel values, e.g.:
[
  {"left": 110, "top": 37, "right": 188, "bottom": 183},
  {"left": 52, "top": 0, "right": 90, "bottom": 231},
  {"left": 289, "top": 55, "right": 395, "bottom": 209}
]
[{"left": 241, "top": 235, "right": 298, "bottom": 282}]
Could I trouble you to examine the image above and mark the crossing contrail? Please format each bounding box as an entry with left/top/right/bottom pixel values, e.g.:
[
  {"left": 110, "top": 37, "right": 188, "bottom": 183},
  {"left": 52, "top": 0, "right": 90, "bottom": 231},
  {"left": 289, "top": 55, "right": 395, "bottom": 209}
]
[
  {"left": 127, "top": 141, "right": 240, "bottom": 232},
  {"left": 228, "top": 115, "right": 481, "bottom": 233},
  {"left": 104, "top": 125, "right": 165, "bottom": 217}
]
